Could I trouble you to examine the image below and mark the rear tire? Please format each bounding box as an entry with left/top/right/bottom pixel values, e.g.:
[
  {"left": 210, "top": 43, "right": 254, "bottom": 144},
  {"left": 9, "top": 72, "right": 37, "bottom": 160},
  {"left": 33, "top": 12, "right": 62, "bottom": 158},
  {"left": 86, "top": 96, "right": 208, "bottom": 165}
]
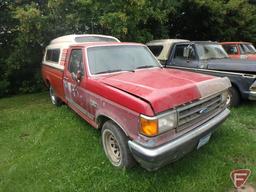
[
  {"left": 228, "top": 86, "right": 240, "bottom": 107},
  {"left": 49, "top": 85, "right": 62, "bottom": 106},
  {"left": 101, "top": 120, "right": 136, "bottom": 169}
]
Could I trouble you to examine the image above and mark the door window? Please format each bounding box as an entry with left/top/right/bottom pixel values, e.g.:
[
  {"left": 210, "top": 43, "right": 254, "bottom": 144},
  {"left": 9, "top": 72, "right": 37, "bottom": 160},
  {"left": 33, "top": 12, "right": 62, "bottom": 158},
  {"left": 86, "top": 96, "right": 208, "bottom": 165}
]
[
  {"left": 68, "top": 49, "right": 84, "bottom": 75},
  {"left": 222, "top": 44, "right": 238, "bottom": 55},
  {"left": 174, "top": 44, "right": 196, "bottom": 60}
]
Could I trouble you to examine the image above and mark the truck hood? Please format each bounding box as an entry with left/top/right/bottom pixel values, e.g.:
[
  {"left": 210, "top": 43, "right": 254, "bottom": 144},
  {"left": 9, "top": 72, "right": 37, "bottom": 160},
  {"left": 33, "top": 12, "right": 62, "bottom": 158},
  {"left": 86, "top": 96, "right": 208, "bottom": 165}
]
[
  {"left": 206, "top": 58, "right": 256, "bottom": 74},
  {"left": 98, "top": 68, "right": 230, "bottom": 114}
]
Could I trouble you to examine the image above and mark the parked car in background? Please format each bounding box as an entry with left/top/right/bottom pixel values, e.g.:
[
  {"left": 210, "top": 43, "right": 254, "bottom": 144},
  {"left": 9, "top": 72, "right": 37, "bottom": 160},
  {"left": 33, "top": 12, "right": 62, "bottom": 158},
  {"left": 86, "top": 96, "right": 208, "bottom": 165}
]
[
  {"left": 147, "top": 39, "right": 256, "bottom": 106},
  {"left": 221, "top": 42, "right": 256, "bottom": 60},
  {"left": 42, "top": 35, "right": 231, "bottom": 171}
]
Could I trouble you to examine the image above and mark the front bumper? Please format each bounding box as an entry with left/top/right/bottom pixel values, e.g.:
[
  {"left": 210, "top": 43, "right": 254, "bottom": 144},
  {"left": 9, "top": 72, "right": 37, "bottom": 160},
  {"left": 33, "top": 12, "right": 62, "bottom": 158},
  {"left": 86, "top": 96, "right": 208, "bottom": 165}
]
[
  {"left": 249, "top": 90, "right": 256, "bottom": 100},
  {"left": 128, "top": 108, "right": 230, "bottom": 171}
]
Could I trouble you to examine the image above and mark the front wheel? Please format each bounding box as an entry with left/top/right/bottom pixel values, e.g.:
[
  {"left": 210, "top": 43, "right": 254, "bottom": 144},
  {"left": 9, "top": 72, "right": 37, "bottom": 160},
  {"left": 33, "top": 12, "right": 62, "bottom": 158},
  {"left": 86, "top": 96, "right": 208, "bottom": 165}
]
[
  {"left": 49, "top": 85, "right": 62, "bottom": 106},
  {"left": 101, "top": 120, "right": 136, "bottom": 169},
  {"left": 227, "top": 86, "right": 240, "bottom": 107}
]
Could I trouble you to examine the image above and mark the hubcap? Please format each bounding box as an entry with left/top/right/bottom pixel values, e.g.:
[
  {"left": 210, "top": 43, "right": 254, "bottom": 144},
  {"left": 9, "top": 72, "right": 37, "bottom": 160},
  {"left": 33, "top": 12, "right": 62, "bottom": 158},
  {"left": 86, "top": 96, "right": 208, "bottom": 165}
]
[
  {"left": 49, "top": 86, "right": 57, "bottom": 105},
  {"left": 227, "top": 91, "right": 232, "bottom": 106},
  {"left": 103, "top": 130, "right": 121, "bottom": 166}
]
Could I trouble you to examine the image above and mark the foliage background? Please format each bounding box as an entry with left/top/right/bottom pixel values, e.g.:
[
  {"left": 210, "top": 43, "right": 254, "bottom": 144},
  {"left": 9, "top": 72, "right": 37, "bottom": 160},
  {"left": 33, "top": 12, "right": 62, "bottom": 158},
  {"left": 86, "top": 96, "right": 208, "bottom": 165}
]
[{"left": 1, "top": 0, "right": 256, "bottom": 97}]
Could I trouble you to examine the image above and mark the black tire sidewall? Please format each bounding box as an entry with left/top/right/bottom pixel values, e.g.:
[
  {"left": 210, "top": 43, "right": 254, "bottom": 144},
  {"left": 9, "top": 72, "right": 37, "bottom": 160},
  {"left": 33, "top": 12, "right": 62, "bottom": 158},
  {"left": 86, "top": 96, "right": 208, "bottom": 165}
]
[
  {"left": 228, "top": 86, "right": 240, "bottom": 107},
  {"left": 101, "top": 120, "right": 135, "bottom": 169}
]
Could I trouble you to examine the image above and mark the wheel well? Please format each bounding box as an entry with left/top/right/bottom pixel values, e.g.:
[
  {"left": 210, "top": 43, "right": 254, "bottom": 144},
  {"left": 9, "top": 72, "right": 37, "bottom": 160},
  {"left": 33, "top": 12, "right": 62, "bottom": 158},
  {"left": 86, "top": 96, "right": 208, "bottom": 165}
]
[
  {"left": 96, "top": 115, "right": 111, "bottom": 130},
  {"left": 96, "top": 115, "right": 128, "bottom": 136},
  {"left": 45, "top": 79, "right": 50, "bottom": 88}
]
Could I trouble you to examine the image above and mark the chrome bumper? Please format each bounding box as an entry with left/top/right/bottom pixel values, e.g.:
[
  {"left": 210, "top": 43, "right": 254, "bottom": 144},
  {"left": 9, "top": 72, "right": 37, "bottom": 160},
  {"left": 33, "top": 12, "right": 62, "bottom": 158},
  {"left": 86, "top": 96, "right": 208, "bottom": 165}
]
[
  {"left": 249, "top": 90, "right": 256, "bottom": 100},
  {"left": 128, "top": 108, "right": 230, "bottom": 171}
]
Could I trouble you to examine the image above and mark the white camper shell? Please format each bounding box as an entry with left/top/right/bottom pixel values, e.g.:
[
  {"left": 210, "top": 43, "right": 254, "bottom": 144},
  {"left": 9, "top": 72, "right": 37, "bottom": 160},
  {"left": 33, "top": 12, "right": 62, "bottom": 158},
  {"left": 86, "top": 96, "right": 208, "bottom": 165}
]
[
  {"left": 146, "top": 39, "right": 189, "bottom": 63},
  {"left": 43, "top": 34, "right": 120, "bottom": 70}
]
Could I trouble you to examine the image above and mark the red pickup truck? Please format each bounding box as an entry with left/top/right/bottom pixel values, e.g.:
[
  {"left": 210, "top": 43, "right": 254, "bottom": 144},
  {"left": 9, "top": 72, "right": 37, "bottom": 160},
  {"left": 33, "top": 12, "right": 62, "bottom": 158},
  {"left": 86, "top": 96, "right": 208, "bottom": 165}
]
[
  {"left": 221, "top": 42, "right": 256, "bottom": 60},
  {"left": 42, "top": 35, "right": 231, "bottom": 170}
]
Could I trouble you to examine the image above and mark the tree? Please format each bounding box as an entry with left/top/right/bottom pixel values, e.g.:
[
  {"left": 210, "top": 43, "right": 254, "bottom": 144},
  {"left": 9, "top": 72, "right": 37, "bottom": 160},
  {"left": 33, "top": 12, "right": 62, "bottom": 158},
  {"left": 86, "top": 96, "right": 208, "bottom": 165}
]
[
  {"left": 1, "top": 0, "right": 256, "bottom": 97},
  {"left": 168, "top": 0, "right": 256, "bottom": 42}
]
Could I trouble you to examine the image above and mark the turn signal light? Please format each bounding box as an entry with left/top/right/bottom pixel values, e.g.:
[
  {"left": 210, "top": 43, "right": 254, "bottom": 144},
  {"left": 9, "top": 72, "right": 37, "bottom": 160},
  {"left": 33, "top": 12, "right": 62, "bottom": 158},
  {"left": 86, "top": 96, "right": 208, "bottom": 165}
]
[{"left": 140, "top": 117, "right": 158, "bottom": 136}]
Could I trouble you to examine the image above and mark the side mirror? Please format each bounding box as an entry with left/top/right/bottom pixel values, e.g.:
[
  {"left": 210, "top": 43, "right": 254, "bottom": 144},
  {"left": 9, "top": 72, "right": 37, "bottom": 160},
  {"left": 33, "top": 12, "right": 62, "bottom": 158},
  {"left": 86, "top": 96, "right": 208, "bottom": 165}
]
[
  {"left": 71, "top": 70, "right": 82, "bottom": 83},
  {"left": 183, "top": 47, "right": 190, "bottom": 58},
  {"left": 76, "top": 70, "right": 82, "bottom": 83},
  {"left": 184, "top": 45, "right": 194, "bottom": 61}
]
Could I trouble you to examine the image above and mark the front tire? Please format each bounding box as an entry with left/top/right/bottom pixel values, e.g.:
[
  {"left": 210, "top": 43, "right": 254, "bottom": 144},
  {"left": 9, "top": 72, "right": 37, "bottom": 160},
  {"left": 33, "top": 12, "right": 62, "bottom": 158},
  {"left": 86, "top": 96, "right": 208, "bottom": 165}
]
[
  {"left": 101, "top": 120, "right": 136, "bottom": 169},
  {"left": 49, "top": 85, "right": 62, "bottom": 106},
  {"left": 228, "top": 86, "right": 240, "bottom": 107}
]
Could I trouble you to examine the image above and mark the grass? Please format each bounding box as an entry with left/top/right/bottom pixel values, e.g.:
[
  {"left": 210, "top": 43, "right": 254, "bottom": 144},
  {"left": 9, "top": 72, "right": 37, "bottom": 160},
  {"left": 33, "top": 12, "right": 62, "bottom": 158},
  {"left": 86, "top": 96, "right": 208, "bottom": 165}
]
[{"left": 0, "top": 92, "right": 256, "bottom": 192}]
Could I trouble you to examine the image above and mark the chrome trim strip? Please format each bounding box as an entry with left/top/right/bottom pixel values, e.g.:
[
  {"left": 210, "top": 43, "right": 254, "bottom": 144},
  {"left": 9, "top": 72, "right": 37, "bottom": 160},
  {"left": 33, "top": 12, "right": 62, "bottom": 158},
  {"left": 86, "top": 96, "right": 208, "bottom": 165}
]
[
  {"left": 66, "top": 97, "right": 94, "bottom": 120},
  {"left": 128, "top": 108, "right": 230, "bottom": 158},
  {"left": 168, "top": 66, "right": 256, "bottom": 79},
  {"left": 249, "top": 90, "right": 256, "bottom": 100}
]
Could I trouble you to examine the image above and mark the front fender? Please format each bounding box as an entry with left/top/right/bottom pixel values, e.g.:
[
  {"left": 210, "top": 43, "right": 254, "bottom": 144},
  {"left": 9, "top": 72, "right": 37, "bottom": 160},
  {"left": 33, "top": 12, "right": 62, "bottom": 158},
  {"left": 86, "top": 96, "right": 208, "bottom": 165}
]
[{"left": 95, "top": 102, "right": 140, "bottom": 140}]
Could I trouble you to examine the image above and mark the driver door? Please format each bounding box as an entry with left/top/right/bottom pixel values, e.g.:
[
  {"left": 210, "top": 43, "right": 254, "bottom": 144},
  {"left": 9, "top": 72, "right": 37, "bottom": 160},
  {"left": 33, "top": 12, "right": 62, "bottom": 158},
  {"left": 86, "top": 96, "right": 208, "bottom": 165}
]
[
  {"left": 171, "top": 44, "right": 199, "bottom": 68},
  {"left": 63, "top": 49, "right": 85, "bottom": 109}
]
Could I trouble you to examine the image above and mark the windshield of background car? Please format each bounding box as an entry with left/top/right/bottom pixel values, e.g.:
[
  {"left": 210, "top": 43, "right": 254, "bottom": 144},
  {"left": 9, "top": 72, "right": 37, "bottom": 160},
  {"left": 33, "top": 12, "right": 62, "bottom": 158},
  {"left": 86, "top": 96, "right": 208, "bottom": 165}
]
[
  {"left": 240, "top": 43, "right": 256, "bottom": 54},
  {"left": 196, "top": 44, "right": 228, "bottom": 60},
  {"left": 87, "top": 45, "right": 161, "bottom": 75}
]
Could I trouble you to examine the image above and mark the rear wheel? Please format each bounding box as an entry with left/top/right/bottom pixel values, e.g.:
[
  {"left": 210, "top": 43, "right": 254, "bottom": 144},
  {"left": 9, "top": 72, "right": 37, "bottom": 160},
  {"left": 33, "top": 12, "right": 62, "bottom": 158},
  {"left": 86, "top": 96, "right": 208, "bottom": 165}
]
[
  {"left": 101, "top": 120, "right": 136, "bottom": 169},
  {"left": 228, "top": 86, "right": 240, "bottom": 107},
  {"left": 49, "top": 85, "right": 62, "bottom": 106}
]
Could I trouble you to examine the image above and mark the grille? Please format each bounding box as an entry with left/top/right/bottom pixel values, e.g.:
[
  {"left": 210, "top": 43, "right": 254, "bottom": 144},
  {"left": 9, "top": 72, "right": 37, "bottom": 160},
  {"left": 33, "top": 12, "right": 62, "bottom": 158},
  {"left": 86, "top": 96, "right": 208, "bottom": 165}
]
[{"left": 176, "top": 94, "right": 224, "bottom": 132}]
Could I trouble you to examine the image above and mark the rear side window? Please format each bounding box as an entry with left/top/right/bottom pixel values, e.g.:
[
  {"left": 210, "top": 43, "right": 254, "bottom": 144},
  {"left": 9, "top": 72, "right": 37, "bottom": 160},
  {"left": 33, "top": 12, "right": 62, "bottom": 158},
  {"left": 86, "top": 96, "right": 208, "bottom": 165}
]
[
  {"left": 147, "top": 45, "right": 163, "bottom": 57},
  {"left": 222, "top": 44, "right": 238, "bottom": 55},
  {"left": 45, "top": 49, "right": 60, "bottom": 63}
]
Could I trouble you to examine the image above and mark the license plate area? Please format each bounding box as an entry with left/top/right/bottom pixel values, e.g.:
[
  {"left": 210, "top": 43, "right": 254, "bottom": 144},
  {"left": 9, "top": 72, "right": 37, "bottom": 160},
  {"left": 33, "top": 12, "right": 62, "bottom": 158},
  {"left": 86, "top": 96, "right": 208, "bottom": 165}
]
[{"left": 197, "top": 133, "right": 211, "bottom": 150}]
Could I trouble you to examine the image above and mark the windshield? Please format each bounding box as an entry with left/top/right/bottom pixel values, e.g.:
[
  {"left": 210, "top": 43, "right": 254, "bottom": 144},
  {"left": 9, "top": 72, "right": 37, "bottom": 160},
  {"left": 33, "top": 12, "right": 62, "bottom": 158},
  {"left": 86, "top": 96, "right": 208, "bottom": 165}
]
[
  {"left": 240, "top": 43, "right": 256, "bottom": 54},
  {"left": 87, "top": 45, "right": 161, "bottom": 75},
  {"left": 195, "top": 44, "right": 228, "bottom": 60}
]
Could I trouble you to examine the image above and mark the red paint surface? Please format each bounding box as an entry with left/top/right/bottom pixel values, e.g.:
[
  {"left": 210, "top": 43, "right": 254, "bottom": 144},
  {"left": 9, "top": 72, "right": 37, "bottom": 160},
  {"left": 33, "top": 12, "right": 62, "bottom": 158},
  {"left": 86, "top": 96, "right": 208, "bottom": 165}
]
[
  {"left": 41, "top": 65, "right": 66, "bottom": 102},
  {"left": 42, "top": 42, "right": 217, "bottom": 141},
  {"left": 98, "top": 68, "right": 213, "bottom": 114}
]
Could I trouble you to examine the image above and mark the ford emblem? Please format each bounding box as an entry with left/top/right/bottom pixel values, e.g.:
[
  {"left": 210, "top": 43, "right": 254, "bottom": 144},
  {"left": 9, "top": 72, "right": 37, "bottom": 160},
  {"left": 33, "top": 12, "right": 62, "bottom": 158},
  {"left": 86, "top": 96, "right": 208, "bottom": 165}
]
[{"left": 199, "top": 108, "right": 209, "bottom": 114}]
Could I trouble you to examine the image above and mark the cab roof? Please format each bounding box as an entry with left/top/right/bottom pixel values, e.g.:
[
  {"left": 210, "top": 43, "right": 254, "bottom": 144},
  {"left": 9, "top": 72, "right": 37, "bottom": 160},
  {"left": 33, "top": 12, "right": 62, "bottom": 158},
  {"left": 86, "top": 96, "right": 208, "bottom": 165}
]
[
  {"left": 191, "top": 41, "right": 218, "bottom": 44},
  {"left": 46, "top": 34, "right": 121, "bottom": 49},
  {"left": 50, "top": 34, "right": 120, "bottom": 44},
  {"left": 69, "top": 42, "right": 144, "bottom": 49},
  {"left": 220, "top": 41, "right": 252, "bottom": 45}
]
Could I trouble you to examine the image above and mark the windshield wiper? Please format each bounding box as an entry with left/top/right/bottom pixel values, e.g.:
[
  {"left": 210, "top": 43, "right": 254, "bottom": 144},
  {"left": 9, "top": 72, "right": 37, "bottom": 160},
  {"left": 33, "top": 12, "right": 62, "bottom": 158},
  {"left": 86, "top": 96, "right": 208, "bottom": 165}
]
[
  {"left": 136, "top": 65, "right": 156, "bottom": 69},
  {"left": 94, "top": 69, "right": 134, "bottom": 75},
  {"left": 94, "top": 69, "right": 123, "bottom": 75}
]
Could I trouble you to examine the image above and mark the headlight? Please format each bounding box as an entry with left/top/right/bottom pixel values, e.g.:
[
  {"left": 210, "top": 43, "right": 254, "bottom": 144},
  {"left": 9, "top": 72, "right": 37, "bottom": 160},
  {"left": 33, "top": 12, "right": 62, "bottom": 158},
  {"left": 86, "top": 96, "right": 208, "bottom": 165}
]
[
  {"left": 140, "top": 111, "right": 177, "bottom": 137},
  {"left": 221, "top": 90, "right": 229, "bottom": 104}
]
